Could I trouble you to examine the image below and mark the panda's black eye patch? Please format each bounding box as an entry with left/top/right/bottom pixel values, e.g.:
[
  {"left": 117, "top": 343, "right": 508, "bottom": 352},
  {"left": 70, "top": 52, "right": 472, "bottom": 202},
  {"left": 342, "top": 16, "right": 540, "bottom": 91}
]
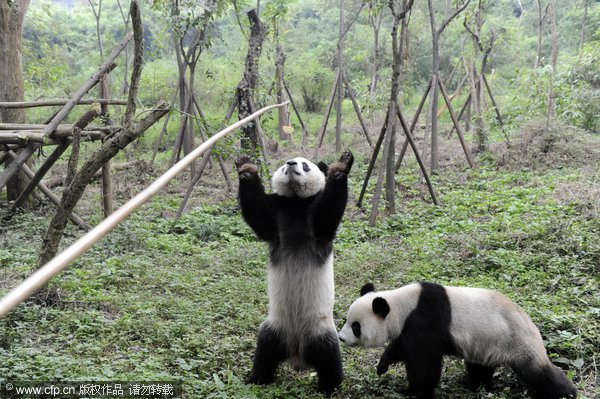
[
  {"left": 302, "top": 162, "right": 310, "bottom": 172},
  {"left": 351, "top": 321, "right": 361, "bottom": 338}
]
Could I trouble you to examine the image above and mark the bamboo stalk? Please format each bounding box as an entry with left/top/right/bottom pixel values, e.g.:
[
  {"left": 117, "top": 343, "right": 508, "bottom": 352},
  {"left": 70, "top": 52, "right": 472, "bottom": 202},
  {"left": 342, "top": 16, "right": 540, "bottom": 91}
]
[{"left": 0, "top": 101, "right": 288, "bottom": 318}]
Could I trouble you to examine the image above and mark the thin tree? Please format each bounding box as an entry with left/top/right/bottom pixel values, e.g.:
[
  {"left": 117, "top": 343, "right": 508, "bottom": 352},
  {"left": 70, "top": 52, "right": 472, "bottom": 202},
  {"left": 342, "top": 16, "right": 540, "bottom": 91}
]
[
  {"left": 545, "top": 1, "right": 558, "bottom": 127},
  {"left": 367, "top": 0, "right": 385, "bottom": 95},
  {"left": 0, "top": 0, "right": 31, "bottom": 202},
  {"left": 427, "top": 0, "right": 471, "bottom": 173},
  {"left": 534, "top": 0, "right": 550, "bottom": 68},
  {"left": 89, "top": 0, "right": 114, "bottom": 216},
  {"left": 368, "top": 0, "right": 414, "bottom": 225},
  {"left": 578, "top": 0, "right": 590, "bottom": 57},
  {"left": 236, "top": 9, "right": 266, "bottom": 155}
]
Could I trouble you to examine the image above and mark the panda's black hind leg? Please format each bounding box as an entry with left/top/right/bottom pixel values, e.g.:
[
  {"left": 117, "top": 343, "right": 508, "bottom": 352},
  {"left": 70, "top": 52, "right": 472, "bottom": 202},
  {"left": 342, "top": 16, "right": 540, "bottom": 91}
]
[
  {"left": 304, "top": 330, "right": 343, "bottom": 396},
  {"left": 465, "top": 362, "right": 495, "bottom": 391},
  {"left": 246, "top": 324, "right": 287, "bottom": 385}
]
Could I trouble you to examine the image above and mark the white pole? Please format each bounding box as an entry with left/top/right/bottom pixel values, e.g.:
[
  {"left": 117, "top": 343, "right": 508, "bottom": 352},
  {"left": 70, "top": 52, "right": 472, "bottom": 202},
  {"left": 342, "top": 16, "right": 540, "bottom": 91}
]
[{"left": 0, "top": 102, "right": 288, "bottom": 318}]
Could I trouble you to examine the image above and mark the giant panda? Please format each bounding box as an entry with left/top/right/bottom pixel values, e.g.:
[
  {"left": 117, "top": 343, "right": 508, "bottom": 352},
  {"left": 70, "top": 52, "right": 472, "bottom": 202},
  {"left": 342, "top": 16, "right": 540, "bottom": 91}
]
[
  {"left": 235, "top": 151, "right": 353, "bottom": 395},
  {"left": 338, "top": 282, "right": 577, "bottom": 399}
]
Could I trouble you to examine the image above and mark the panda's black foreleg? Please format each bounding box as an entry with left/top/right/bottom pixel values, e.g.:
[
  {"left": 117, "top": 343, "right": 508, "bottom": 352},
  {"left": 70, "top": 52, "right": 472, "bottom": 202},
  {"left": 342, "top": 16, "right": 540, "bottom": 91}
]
[
  {"left": 304, "top": 330, "right": 344, "bottom": 396},
  {"left": 403, "top": 352, "right": 443, "bottom": 399},
  {"left": 465, "top": 362, "right": 495, "bottom": 391},
  {"left": 246, "top": 324, "right": 288, "bottom": 385}
]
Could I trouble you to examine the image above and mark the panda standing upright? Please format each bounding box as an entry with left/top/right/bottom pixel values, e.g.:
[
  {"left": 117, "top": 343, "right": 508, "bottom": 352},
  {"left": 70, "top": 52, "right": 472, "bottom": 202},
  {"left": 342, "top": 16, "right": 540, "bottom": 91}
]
[{"left": 235, "top": 151, "right": 353, "bottom": 395}]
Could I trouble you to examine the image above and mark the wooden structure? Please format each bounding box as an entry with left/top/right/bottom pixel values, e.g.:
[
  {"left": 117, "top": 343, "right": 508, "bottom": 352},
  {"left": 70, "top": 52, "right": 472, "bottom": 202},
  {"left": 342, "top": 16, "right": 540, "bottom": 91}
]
[{"left": 0, "top": 30, "right": 140, "bottom": 229}]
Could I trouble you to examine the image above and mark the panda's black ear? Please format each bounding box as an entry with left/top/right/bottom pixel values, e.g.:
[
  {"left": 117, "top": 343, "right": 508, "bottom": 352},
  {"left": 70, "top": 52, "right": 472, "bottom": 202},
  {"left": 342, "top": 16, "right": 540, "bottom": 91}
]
[
  {"left": 360, "top": 283, "right": 376, "bottom": 296},
  {"left": 372, "top": 297, "right": 390, "bottom": 319},
  {"left": 317, "top": 161, "right": 329, "bottom": 175}
]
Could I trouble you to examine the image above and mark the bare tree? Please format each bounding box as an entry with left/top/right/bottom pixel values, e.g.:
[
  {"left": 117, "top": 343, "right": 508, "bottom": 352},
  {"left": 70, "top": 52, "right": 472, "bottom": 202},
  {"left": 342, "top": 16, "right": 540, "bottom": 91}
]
[
  {"left": 237, "top": 9, "right": 266, "bottom": 154},
  {"left": 0, "top": 0, "right": 31, "bottom": 201},
  {"left": 578, "top": 0, "right": 590, "bottom": 57},
  {"left": 534, "top": 0, "right": 550, "bottom": 68},
  {"left": 546, "top": 1, "right": 558, "bottom": 127},
  {"left": 427, "top": 0, "right": 471, "bottom": 172},
  {"left": 367, "top": 0, "right": 385, "bottom": 95}
]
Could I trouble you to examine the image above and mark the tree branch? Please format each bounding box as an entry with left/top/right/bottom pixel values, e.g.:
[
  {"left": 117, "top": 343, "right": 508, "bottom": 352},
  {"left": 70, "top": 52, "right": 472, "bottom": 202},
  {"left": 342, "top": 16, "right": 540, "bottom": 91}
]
[{"left": 437, "top": 0, "right": 471, "bottom": 36}]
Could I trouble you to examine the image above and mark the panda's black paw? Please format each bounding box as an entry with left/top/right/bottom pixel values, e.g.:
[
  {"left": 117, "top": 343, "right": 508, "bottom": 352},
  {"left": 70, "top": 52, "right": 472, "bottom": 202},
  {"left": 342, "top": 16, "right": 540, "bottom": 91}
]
[
  {"left": 328, "top": 150, "right": 354, "bottom": 178},
  {"left": 338, "top": 150, "right": 354, "bottom": 173},
  {"left": 245, "top": 373, "right": 275, "bottom": 385},
  {"left": 376, "top": 361, "right": 389, "bottom": 376},
  {"left": 235, "top": 155, "right": 258, "bottom": 179}
]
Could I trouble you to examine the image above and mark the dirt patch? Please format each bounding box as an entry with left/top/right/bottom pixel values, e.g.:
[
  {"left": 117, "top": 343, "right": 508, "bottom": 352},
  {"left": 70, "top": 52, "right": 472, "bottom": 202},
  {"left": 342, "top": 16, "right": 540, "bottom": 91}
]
[{"left": 495, "top": 120, "right": 600, "bottom": 170}]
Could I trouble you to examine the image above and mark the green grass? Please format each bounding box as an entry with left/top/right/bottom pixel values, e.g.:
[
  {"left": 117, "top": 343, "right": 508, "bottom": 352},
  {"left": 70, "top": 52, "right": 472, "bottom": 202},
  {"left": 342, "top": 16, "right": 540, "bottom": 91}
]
[{"left": 0, "top": 153, "right": 598, "bottom": 398}]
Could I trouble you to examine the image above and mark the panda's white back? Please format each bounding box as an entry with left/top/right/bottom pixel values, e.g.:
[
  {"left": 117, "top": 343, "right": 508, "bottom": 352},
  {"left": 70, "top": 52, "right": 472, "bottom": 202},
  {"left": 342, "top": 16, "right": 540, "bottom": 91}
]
[{"left": 446, "top": 286, "right": 547, "bottom": 367}]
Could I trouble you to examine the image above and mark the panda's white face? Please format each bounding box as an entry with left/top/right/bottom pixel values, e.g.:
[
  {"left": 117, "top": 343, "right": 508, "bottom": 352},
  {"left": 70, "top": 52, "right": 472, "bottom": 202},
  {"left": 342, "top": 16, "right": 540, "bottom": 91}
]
[
  {"left": 271, "top": 157, "right": 326, "bottom": 198},
  {"left": 338, "top": 294, "right": 389, "bottom": 348}
]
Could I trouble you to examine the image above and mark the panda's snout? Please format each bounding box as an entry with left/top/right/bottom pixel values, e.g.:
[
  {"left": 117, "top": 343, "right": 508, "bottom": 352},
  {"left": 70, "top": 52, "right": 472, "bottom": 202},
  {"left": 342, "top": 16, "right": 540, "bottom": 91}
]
[
  {"left": 338, "top": 335, "right": 345, "bottom": 342},
  {"left": 286, "top": 160, "right": 297, "bottom": 166}
]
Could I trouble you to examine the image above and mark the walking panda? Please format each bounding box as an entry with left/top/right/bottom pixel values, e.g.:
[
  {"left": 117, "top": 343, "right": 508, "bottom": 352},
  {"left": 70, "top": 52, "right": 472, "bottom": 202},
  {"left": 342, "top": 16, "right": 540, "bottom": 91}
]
[
  {"left": 235, "top": 151, "right": 353, "bottom": 395},
  {"left": 338, "top": 282, "right": 577, "bottom": 399}
]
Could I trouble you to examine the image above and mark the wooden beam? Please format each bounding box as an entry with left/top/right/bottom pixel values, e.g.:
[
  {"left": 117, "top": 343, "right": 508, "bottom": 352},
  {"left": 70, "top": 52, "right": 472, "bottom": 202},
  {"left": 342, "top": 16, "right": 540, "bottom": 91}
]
[
  {"left": 6, "top": 150, "right": 90, "bottom": 230},
  {"left": 0, "top": 130, "right": 106, "bottom": 144},
  {"left": 0, "top": 99, "right": 128, "bottom": 109},
  {"left": 0, "top": 123, "right": 119, "bottom": 134},
  {"left": 0, "top": 31, "right": 131, "bottom": 191},
  {"left": 438, "top": 78, "right": 475, "bottom": 168},
  {"left": 342, "top": 69, "right": 373, "bottom": 147},
  {"left": 396, "top": 104, "right": 438, "bottom": 205}
]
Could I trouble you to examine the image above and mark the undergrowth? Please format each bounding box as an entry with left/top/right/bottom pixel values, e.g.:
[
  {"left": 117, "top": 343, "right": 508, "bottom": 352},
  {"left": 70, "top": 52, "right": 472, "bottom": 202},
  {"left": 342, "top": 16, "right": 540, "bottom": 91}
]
[{"left": 0, "top": 151, "right": 598, "bottom": 398}]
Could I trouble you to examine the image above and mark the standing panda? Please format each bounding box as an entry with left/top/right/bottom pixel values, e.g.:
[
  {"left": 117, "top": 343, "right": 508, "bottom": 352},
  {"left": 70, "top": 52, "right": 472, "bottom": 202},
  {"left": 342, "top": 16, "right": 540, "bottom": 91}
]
[
  {"left": 338, "top": 282, "right": 577, "bottom": 399},
  {"left": 235, "top": 151, "right": 353, "bottom": 395}
]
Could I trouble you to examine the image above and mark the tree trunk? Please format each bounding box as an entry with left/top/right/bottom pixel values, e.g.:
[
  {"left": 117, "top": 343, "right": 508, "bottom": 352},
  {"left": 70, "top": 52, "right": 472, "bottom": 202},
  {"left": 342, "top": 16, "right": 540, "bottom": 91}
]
[
  {"left": 368, "top": 7, "right": 383, "bottom": 95},
  {"left": 275, "top": 42, "right": 290, "bottom": 141},
  {"left": 0, "top": 0, "right": 31, "bottom": 201},
  {"left": 534, "top": 0, "right": 545, "bottom": 68},
  {"left": 428, "top": 0, "right": 440, "bottom": 173},
  {"left": 546, "top": 1, "right": 558, "bottom": 127},
  {"left": 579, "top": 0, "right": 590, "bottom": 56},
  {"left": 335, "top": 0, "right": 345, "bottom": 153},
  {"left": 237, "top": 9, "right": 266, "bottom": 154}
]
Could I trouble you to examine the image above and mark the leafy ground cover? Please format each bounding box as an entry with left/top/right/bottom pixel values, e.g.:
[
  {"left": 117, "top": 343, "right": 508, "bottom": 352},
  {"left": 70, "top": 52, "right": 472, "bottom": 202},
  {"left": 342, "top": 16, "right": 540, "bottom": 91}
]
[{"left": 0, "top": 141, "right": 598, "bottom": 398}]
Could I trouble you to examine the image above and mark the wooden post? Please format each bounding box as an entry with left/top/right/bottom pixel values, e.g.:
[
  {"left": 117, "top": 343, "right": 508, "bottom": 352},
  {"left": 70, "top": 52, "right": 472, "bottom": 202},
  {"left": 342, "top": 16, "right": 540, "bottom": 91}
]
[
  {"left": 282, "top": 78, "right": 309, "bottom": 148},
  {"left": 0, "top": 31, "right": 131, "bottom": 191},
  {"left": 313, "top": 69, "right": 340, "bottom": 157},
  {"left": 438, "top": 79, "right": 475, "bottom": 168},
  {"left": 6, "top": 150, "right": 90, "bottom": 230},
  {"left": 396, "top": 105, "right": 438, "bottom": 205},
  {"left": 335, "top": 0, "right": 345, "bottom": 152},
  {"left": 342, "top": 70, "right": 373, "bottom": 147},
  {"left": 357, "top": 110, "right": 389, "bottom": 209},
  {"left": 395, "top": 78, "right": 432, "bottom": 171}
]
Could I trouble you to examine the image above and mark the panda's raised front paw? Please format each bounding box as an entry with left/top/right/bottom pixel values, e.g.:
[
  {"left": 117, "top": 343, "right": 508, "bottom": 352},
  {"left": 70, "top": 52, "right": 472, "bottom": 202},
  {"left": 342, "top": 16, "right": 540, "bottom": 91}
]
[
  {"left": 328, "top": 150, "right": 354, "bottom": 177},
  {"left": 235, "top": 155, "right": 258, "bottom": 179}
]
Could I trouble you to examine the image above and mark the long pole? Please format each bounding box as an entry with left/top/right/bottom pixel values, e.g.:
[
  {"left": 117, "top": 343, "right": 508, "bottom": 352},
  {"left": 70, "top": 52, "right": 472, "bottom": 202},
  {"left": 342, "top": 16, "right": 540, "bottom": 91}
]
[{"left": 0, "top": 102, "right": 288, "bottom": 318}]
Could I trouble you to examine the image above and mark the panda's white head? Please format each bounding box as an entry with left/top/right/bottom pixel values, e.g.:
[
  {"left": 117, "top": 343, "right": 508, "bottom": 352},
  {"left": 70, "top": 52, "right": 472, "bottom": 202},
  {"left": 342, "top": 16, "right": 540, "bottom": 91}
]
[
  {"left": 271, "top": 157, "right": 328, "bottom": 198},
  {"left": 338, "top": 283, "right": 390, "bottom": 348}
]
